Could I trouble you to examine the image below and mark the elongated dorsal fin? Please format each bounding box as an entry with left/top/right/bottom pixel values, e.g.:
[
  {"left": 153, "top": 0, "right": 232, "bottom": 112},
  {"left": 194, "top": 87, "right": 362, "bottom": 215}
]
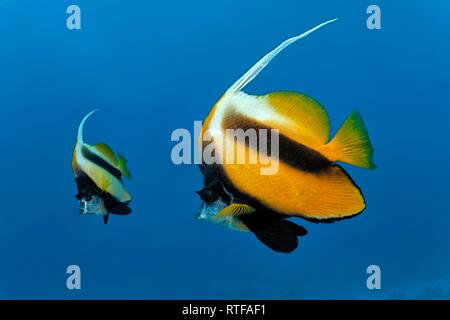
[
  {"left": 77, "top": 109, "right": 99, "bottom": 143},
  {"left": 228, "top": 18, "right": 338, "bottom": 94}
]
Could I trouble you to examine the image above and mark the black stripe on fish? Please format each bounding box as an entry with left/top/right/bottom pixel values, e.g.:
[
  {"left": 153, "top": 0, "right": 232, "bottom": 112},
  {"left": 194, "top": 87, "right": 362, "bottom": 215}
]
[
  {"left": 81, "top": 146, "right": 123, "bottom": 180},
  {"left": 221, "top": 112, "right": 331, "bottom": 172}
]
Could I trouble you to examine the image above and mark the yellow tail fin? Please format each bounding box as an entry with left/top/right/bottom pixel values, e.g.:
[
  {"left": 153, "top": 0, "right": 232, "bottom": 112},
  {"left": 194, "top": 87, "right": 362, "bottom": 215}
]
[
  {"left": 117, "top": 153, "right": 132, "bottom": 179},
  {"left": 321, "top": 110, "right": 376, "bottom": 169}
]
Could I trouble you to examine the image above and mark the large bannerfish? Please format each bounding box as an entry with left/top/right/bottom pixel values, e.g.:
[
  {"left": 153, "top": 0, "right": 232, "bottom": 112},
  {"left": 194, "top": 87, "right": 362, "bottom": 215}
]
[{"left": 197, "top": 19, "right": 376, "bottom": 253}]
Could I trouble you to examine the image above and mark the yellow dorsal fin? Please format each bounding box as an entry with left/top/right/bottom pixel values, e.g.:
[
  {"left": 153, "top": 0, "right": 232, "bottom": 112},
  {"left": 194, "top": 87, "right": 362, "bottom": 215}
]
[
  {"left": 264, "top": 91, "right": 330, "bottom": 145},
  {"left": 215, "top": 203, "right": 255, "bottom": 219},
  {"left": 92, "top": 143, "right": 117, "bottom": 165},
  {"left": 117, "top": 153, "right": 131, "bottom": 179}
]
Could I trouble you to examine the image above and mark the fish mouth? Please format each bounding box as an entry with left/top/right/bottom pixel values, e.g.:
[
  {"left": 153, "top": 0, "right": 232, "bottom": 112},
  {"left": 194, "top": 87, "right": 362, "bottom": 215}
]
[
  {"left": 196, "top": 198, "right": 229, "bottom": 222},
  {"left": 79, "top": 195, "right": 108, "bottom": 216},
  {"left": 195, "top": 214, "right": 204, "bottom": 220},
  {"left": 195, "top": 203, "right": 207, "bottom": 220}
]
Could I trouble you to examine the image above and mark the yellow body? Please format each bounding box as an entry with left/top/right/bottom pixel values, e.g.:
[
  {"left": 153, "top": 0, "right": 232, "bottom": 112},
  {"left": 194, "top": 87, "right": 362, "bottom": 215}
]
[
  {"left": 200, "top": 19, "right": 375, "bottom": 222},
  {"left": 201, "top": 91, "right": 374, "bottom": 220},
  {"left": 72, "top": 144, "right": 132, "bottom": 203},
  {"left": 72, "top": 110, "right": 132, "bottom": 204}
]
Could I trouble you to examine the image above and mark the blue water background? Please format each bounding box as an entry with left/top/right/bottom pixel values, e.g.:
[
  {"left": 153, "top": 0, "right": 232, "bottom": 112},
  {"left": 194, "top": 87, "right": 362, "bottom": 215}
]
[{"left": 1, "top": 0, "right": 449, "bottom": 299}]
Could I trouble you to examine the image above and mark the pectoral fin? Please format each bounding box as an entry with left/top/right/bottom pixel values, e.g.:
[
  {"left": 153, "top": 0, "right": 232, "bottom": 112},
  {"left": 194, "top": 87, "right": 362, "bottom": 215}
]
[{"left": 215, "top": 203, "right": 255, "bottom": 219}]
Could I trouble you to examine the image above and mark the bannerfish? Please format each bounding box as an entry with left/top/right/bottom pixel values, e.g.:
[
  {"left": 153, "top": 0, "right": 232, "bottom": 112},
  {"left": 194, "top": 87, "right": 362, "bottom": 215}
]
[
  {"left": 197, "top": 19, "right": 376, "bottom": 253},
  {"left": 72, "top": 110, "right": 132, "bottom": 224}
]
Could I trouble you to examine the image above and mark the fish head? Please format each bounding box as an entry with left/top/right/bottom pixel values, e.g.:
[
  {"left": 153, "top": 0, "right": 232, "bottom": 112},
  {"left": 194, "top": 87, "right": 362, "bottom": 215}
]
[
  {"left": 195, "top": 181, "right": 236, "bottom": 228},
  {"left": 79, "top": 194, "right": 108, "bottom": 216},
  {"left": 197, "top": 198, "right": 227, "bottom": 221}
]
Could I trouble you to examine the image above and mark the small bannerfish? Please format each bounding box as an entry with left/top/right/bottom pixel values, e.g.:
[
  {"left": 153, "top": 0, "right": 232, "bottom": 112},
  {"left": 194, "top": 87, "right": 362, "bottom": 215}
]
[
  {"left": 72, "top": 110, "right": 132, "bottom": 224},
  {"left": 196, "top": 19, "right": 376, "bottom": 253}
]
